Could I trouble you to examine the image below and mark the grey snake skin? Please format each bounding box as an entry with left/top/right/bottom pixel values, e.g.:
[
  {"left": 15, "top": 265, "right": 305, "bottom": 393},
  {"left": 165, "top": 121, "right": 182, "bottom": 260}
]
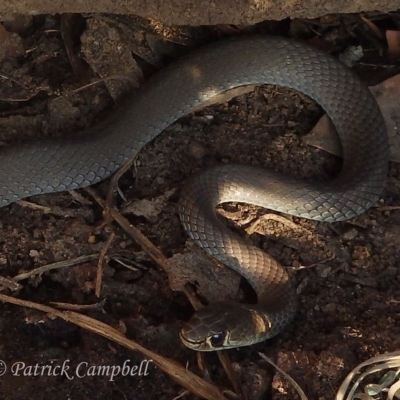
[{"left": 0, "top": 37, "right": 388, "bottom": 350}]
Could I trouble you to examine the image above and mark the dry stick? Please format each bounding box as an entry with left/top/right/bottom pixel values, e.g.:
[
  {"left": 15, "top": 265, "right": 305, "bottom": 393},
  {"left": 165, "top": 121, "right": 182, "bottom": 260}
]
[
  {"left": 86, "top": 186, "right": 242, "bottom": 395},
  {"left": 0, "top": 254, "right": 99, "bottom": 293},
  {"left": 89, "top": 188, "right": 165, "bottom": 260},
  {"left": 217, "top": 351, "right": 245, "bottom": 399},
  {"left": 106, "top": 155, "right": 138, "bottom": 206},
  {"left": 51, "top": 299, "right": 107, "bottom": 311},
  {"left": 0, "top": 293, "right": 226, "bottom": 400},
  {"left": 95, "top": 231, "right": 115, "bottom": 297},
  {"left": 258, "top": 352, "right": 308, "bottom": 400},
  {"left": 0, "top": 255, "right": 99, "bottom": 293},
  {"left": 377, "top": 205, "right": 400, "bottom": 211},
  {"left": 13, "top": 254, "right": 99, "bottom": 282},
  {"left": 16, "top": 199, "right": 91, "bottom": 218},
  {"left": 0, "top": 276, "right": 21, "bottom": 292},
  {"left": 71, "top": 74, "right": 138, "bottom": 95},
  {"left": 86, "top": 187, "right": 184, "bottom": 289}
]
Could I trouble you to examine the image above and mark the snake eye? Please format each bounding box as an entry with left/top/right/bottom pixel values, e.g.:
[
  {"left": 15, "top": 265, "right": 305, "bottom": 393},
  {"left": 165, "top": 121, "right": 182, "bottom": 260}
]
[{"left": 210, "top": 332, "right": 226, "bottom": 348}]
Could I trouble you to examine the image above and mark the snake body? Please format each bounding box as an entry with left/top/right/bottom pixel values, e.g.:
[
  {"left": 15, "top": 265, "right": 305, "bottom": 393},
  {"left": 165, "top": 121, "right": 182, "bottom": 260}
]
[{"left": 0, "top": 37, "right": 388, "bottom": 350}]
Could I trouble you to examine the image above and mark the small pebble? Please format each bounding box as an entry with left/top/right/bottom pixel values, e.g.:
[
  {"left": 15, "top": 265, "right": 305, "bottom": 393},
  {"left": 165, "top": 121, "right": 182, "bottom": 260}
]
[
  {"left": 317, "top": 264, "right": 331, "bottom": 278},
  {"left": 342, "top": 228, "right": 358, "bottom": 241},
  {"left": 88, "top": 235, "right": 96, "bottom": 244},
  {"left": 187, "top": 140, "right": 206, "bottom": 160},
  {"left": 29, "top": 249, "right": 40, "bottom": 259}
]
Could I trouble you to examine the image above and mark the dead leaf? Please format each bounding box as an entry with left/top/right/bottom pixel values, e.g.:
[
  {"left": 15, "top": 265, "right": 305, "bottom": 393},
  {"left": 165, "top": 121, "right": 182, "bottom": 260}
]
[
  {"left": 165, "top": 242, "right": 240, "bottom": 303},
  {"left": 0, "top": 23, "right": 24, "bottom": 62},
  {"left": 122, "top": 188, "right": 176, "bottom": 222},
  {"left": 303, "top": 116, "right": 342, "bottom": 157},
  {"left": 360, "top": 15, "right": 385, "bottom": 40},
  {"left": 305, "top": 73, "right": 400, "bottom": 163},
  {"left": 386, "top": 30, "right": 400, "bottom": 58}
]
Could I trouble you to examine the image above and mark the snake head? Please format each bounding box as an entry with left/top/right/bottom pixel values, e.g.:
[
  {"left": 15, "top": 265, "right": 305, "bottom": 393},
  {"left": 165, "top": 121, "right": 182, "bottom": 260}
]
[{"left": 180, "top": 301, "right": 273, "bottom": 351}]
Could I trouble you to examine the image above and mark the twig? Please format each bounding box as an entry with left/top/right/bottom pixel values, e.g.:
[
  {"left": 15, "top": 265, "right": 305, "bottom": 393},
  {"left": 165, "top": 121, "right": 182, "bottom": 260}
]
[
  {"left": 12, "top": 254, "right": 99, "bottom": 282},
  {"left": 87, "top": 186, "right": 201, "bottom": 305},
  {"left": 16, "top": 199, "right": 93, "bottom": 218},
  {"left": 376, "top": 205, "right": 400, "bottom": 211},
  {"left": 0, "top": 275, "right": 22, "bottom": 292},
  {"left": 218, "top": 351, "right": 245, "bottom": 399},
  {"left": 0, "top": 292, "right": 226, "bottom": 400},
  {"left": 50, "top": 298, "right": 107, "bottom": 311},
  {"left": 85, "top": 187, "right": 170, "bottom": 269},
  {"left": 259, "top": 352, "right": 308, "bottom": 399},
  {"left": 95, "top": 231, "right": 115, "bottom": 297},
  {"left": 71, "top": 74, "right": 138, "bottom": 94}
]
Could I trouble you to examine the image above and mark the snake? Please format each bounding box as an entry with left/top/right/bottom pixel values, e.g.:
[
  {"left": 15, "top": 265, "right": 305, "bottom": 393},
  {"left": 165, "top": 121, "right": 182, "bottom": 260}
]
[{"left": 0, "top": 36, "right": 388, "bottom": 351}]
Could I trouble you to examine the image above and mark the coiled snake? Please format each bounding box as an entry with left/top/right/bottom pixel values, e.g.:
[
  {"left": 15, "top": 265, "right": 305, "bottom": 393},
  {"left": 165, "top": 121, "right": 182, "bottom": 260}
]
[{"left": 0, "top": 37, "right": 388, "bottom": 351}]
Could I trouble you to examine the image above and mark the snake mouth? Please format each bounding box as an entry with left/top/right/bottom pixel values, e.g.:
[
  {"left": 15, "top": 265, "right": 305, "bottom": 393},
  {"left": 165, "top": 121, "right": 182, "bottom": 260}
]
[{"left": 179, "top": 331, "right": 204, "bottom": 351}]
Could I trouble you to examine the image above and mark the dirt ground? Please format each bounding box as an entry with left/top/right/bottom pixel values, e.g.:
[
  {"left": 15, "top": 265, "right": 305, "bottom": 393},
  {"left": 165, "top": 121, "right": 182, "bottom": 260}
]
[{"left": 0, "top": 13, "right": 399, "bottom": 400}]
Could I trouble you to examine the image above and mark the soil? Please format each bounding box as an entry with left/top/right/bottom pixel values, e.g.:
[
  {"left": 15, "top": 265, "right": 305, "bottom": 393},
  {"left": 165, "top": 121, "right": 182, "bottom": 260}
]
[{"left": 0, "top": 13, "right": 399, "bottom": 400}]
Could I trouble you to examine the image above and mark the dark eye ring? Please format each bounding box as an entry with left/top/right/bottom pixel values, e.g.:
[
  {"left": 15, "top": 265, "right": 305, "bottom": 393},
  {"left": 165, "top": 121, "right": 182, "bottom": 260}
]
[{"left": 210, "top": 332, "right": 226, "bottom": 347}]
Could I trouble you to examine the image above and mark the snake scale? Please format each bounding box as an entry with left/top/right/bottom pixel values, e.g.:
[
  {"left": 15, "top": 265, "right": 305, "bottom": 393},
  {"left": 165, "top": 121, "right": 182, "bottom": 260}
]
[{"left": 0, "top": 36, "right": 388, "bottom": 350}]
